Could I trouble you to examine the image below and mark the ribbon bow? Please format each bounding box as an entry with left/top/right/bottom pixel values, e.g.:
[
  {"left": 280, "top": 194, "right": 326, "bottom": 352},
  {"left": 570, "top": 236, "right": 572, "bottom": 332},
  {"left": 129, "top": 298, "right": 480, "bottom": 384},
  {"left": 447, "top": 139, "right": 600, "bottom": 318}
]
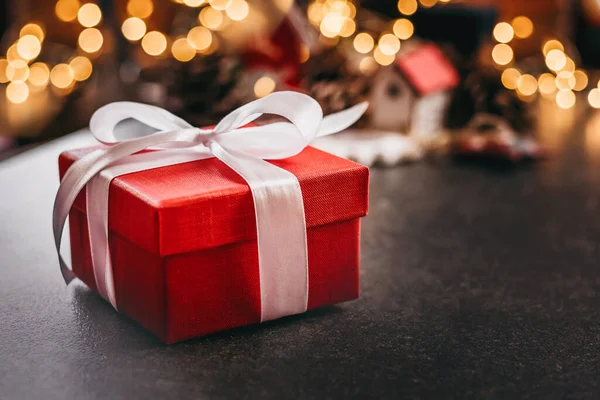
[{"left": 53, "top": 91, "right": 367, "bottom": 321}]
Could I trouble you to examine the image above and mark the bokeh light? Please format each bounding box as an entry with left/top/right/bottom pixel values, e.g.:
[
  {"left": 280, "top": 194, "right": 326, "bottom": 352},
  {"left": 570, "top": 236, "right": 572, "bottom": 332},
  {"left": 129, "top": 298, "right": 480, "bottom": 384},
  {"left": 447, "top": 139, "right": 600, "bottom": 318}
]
[
  {"left": 28, "top": 62, "right": 50, "bottom": 87},
  {"left": 254, "top": 76, "right": 275, "bottom": 98},
  {"left": 6, "top": 81, "right": 29, "bottom": 104},
  {"left": 511, "top": 16, "right": 533, "bottom": 39},
  {"left": 493, "top": 22, "right": 514, "bottom": 43},
  {"left": 225, "top": 0, "right": 249, "bottom": 21},
  {"left": 141, "top": 31, "right": 167, "bottom": 56},
  {"left": 393, "top": 19, "right": 414, "bottom": 40},
  {"left": 127, "top": 0, "right": 154, "bottom": 19},
  {"left": 538, "top": 73, "right": 556, "bottom": 95},
  {"left": 184, "top": 0, "right": 206, "bottom": 6},
  {"left": 339, "top": 18, "right": 356, "bottom": 37},
  {"left": 572, "top": 70, "right": 588, "bottom": 92},
  {"left": 77, "top": 3, "right": 102, "bottom": 28},
  {"left": 199, "top": 7, "right": 225, "bottom": 30},
  {"left": 501, "top": 68, "right": 520, "bottom": 90},
  {"left": 20, "top": 23, "right": 45, "bottom": 42},
  {"left": 546, "top": 49, "right": 567, "bottom": 71},
  {"left": 397, "top": 0, "right": 418, "bottom": 16},
  {"left": 542, "top": 39, "right": 564, "bottom": 56},
  {"left": 378, "top": 34, "right": 401, "bottom": 56},
  {"left": 419, "top": 0, "right": 437, "bottom": 8},
  {"left": 171, "top": 38, "right": 196, "bottom": 62},
  {"left": 359, "top": 56, "right": 377, "bottom": 75},
  {"left": 353, "top": 33, "right": 374, "bottom": 54},
  {"left": 373, "top": 46, "right": 395, "bottom": 66},
  {"left": 55, "top": 0, "right": 81, "bottom": 22},
  {"left": 210, "top": 0, "right": 232, "bottom": 10},
  {"left": 555, "top": 71, "right": 576, "bottom": 91},
  {"left": 0, "top": 59, "right": 9, "bottom": 83},
  {"left": 516, "top": 74, "right": 537, "bottom": 96},
  {"left": 121, "top": 17, "right": 147, "bottom": 41},
  {"left": 6, "top": 60, "right": 30, "bottom": 83},
  {"left": 491, "top": 44, "right": 513, "bottom": 65},
  {"left": 70, "top": 56, "right": 93, "bottom": 81},
  {"left": 78, "top": 28, "right": 104, "bottom": 53},
  {"left": 320, "top": 13, "right": 345, "bottom": 38},
  {"left": 50, "top": 64, "right": 75, "bottom": 89},
  {"left": 556, "top": 90, "right": 576, "bottom": 109},
  {"left": 187, "top": 26, "right": 212, "bottom": 51},
  {"left": 589, "top": 88, "right": 600, "bottom": 108},
  {"left": 16, "top": 35, "right": 41, "bottom": 60}
]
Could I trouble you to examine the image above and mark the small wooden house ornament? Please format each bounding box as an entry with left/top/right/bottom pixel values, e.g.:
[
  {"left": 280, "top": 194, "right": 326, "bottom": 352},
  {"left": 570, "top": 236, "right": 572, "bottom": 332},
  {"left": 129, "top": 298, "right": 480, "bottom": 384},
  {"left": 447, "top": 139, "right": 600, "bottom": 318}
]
[{"left": 369, "top": 43, "right": 459, "bottom": 142}]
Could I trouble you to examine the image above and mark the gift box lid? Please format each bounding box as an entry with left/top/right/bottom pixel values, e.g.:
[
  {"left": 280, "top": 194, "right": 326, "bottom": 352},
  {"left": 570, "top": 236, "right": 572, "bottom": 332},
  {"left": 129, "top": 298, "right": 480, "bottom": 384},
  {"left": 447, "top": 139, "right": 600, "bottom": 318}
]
[{"left": 59, "top": 146, "right": 369, "bottom": 256}]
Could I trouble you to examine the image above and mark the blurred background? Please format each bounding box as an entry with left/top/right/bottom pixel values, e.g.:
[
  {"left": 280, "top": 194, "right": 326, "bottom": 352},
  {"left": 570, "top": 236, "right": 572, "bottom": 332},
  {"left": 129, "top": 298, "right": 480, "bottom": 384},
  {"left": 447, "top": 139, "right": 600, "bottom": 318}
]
[{"left": 0, "top": 0, "right": 599, "bottom": 163}]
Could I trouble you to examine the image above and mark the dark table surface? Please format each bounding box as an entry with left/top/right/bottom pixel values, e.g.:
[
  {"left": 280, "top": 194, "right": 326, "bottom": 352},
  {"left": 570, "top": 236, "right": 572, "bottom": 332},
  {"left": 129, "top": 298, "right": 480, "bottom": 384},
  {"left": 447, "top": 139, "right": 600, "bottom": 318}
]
[{"left": 3, "top": 102, "right": 600, "bottom": 399}]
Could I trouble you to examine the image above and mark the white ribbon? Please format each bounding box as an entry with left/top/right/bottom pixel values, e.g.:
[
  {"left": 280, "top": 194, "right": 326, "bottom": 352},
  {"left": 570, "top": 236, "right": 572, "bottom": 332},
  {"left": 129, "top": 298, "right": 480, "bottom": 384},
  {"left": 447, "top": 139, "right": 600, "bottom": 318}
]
[{"left": 53, "top": 91, "right": 367, "bottom": 322}]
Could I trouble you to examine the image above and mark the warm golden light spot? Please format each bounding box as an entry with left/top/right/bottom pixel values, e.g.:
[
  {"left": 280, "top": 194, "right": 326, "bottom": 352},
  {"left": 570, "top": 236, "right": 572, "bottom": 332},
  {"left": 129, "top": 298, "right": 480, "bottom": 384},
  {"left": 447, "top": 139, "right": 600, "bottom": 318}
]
[
  {"left": 121, "top": 17, "right": 147, "bottom": 41},
  {"left": 141, "top": 31, "right": 167, "bottom": 56},
  {"left": 589, "top": 88, "right": 600, "bottom": 109},
  {"left": 572, "top": 70, "right": 588, "bottom": 92},
  {"left": 77, "top": 3, "right": 102, "bottom": 28},
  {"left": 210, "top": 0, "right": 231, "bottom": 10},
  {"left": 187, "top": 26, "right": 212, "bottom": 51},
  {"left": 359, "top": 56, "right": 377, "bottom": 75},
  {"left": 538, "top": 73, "right": 556, "bottom": 95},
  {"left": 516, "top": 74, "right": 537, "bottom": 96},
  {"left": 20, "top": 23, "right": 45, "bottom": 42},
  {"left": 511, "top": 16, "right": 533, "bottom": 39},
  {"left": 70, "top": 56, "right": 93, "bottom": 81},
  {"left": 397, "top": 0, "right": 418, "bottom": 16},
  {"left": 373, "top": 46, "right": 395, "bottom": 66},
  {"left": 28, "top": 62, "right": 50, "bottom": 87},
  {"left": 491, "top": 43, "right": 513, "bottom": 65},
  {"left": 127, "top": 0, "right": 154, "bottom": 19},
  {"left": 254, "top": 76, "right": 275, "bottom": 98},
  {"left": 6, "top": 60, "right": 30, "bottom": 82},
  {"left": 419, "top": 0, "right": 437, "bottom": 8},
  {"left": 225, "top": 0, "right": 249, "bottom": 21},
  {"left": 561, "top": 57, "right": 575, "bottom": 73},
  {"left": 6, "top": 81, "right": 29, "bottom": 104},
  {"left": 393, "top": 18, "right": 414, "bottom": 40},
  {"left": 50, "top": 63, "right": 75, "bottom": 89},
  {"left": 199, "top": 7, "right": 224, "bottom": 30},
  {"left": 493, "top": 22, "right": 514, "bottom": 43},
  {"left": 378, "top": 34, "right": 401, "bottom": 56},
  {"left": 183, "top": 0, "right": 205, "bottom": 6},
  {"left": 6, "top": 45, "right": 23, "bottom": 64},
  {"left": 300, "top": 45, "right": 310, "bottom": 63},
  {"left": 501, "top": 68, "right": 520, "bottom": 89},
  {"left": 339, "top": 18, "right": 356, "bottom": 37},
  {"left": 307, "top": 2, "right": 324, "bottom": 25},
  {"left": 353, "top": 33, "right": 374, "bottom": 54},
  {"left": 555, "top": 71, "right": 576, "bottom": 91},
  {"left": 556, "top": 90, "right": 575, "bottom": 109},
  {"left": 542, "top": 39, "right": 564, "bottom": 56},
  {"left": 545, "top": 49, "right": 567, "bottom": 71},
  {"left": 55, "top": 0, "right": 81, "bottom": 22},
  {"left": 16, "top": 35, "right": 41, "bottom": 60},
  {"left": 0, "top": 59, "right": 9, "bottom": 83},
  {"left": 171, "top": 38, "right": 196, "bottom": 62},
  {"left": 78, "top": 28, "right": 103, "bottom": 53},
  {"left": 320, "top": 13, "right": 345, "bottom": 38}
]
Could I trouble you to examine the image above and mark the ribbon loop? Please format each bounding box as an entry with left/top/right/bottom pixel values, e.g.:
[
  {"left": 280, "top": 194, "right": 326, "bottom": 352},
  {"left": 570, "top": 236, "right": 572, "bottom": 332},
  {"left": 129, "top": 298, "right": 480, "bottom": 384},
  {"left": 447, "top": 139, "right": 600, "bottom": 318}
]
[{"left": 54, "top": 91, "right": 368, "bottom": 320}]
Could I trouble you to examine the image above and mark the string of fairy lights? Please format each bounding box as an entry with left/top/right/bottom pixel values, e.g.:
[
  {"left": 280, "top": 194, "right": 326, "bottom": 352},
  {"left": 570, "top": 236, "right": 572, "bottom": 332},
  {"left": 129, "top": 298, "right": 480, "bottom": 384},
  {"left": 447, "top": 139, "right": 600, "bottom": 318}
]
[
  {"left": 0, "top": 0, "right": 254, "bottom": 105},
  {"left": 490, "top": 18, "right": 600, "bottom": 110},
  {"left": 3, "top": 0, "right": 600, "bottom": 110}
]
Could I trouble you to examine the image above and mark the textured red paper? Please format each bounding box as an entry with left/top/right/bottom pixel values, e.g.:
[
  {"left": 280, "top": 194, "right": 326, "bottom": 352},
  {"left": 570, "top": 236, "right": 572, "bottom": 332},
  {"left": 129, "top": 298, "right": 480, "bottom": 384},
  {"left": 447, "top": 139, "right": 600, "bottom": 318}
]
[{"left": 59, "top": 146, "right": 369, "bottom": 343}]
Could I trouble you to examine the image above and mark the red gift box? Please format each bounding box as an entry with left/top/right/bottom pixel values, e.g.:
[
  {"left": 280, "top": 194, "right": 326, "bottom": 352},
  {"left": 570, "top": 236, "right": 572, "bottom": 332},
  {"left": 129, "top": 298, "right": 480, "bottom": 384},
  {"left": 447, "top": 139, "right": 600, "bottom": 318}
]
[{"left": 59, "top": 146, "right": 369, "bottom": 343}]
